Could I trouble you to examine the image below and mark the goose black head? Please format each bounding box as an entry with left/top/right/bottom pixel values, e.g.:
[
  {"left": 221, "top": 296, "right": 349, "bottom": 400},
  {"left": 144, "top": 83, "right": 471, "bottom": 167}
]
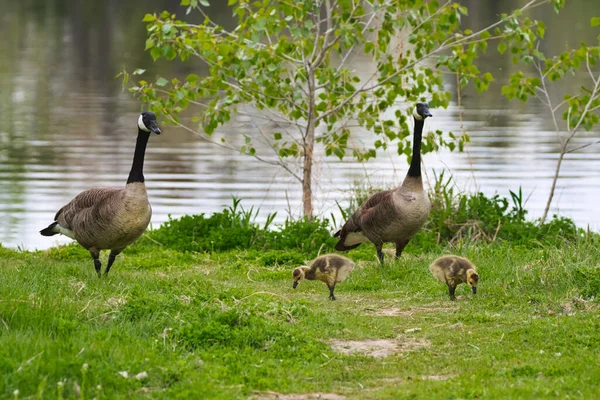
[
  {"left": 138, "top": 111, "right": 161, "bottom": 134},
  {"left": 413, "top": 102, "right": 432, "bottom": 121}
]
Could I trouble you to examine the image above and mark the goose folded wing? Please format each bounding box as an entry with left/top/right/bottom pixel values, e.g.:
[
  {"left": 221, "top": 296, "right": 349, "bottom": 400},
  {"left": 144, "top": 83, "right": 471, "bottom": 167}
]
[
  {"left": 337, "top": 190, "right": 393, "bottom": 235},
  {"left": 55, "top": 187, "right": 122, "bottom": 228}
]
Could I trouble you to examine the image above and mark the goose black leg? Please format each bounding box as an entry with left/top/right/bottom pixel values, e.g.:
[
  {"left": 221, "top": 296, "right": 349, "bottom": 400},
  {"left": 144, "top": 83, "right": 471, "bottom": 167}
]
[
  {"left": 104, "top": 251, "right": 120, "bottom": 276},
  {"left": 395, "top": 239, "right": 409, "bottom": 259},
  {"left": 328, "top": 284, "right": 336, "bottom": 300},
  {"left": 89, "top": 250, "right": 101, "bottom": 277},
  {"left": 448, "top": 284, "right": 456, "bottom": 301},
  {"left": 375, "top": 244, "right": 384, "bottom": 265}
]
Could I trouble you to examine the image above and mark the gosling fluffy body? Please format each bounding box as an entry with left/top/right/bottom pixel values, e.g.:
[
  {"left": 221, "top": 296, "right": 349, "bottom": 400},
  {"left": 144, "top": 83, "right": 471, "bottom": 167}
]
[
  {"left": 429, "top": 255, "right": 479, "bottom": 300},
  {"left": 40, "top": 112, "right": 161, "bottom": 277},
  {"left": 292, "top": 254, "right": 355, "bottom": 300}
]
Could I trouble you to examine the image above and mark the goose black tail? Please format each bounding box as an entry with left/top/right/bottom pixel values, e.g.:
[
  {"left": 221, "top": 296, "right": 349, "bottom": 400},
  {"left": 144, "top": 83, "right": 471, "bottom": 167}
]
[{"left": 40, "top": 222, "right": 59, "bottom": 236}]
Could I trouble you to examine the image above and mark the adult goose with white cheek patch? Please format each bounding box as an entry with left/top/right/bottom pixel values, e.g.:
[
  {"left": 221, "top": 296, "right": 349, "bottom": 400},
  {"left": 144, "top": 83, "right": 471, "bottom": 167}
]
[
  {"left": 40, "top": 112, "right": 161, "bottom": 277},
  {"left": 334, "top": 103, "right": 432, "bottom": 264}
]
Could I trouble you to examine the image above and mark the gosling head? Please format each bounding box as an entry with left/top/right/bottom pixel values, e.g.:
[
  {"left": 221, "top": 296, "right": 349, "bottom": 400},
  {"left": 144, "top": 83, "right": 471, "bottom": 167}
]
[
  {"left": 413, "top": 102, "right": 433, "bottom": 121},
  {"left": 467, "top": 269, "right": 480, "bottom": 294},
  {"left": 292, "top": 266, "right": 309, "bottom": 289},
  {"left": 138, "top": 111, "right": 161, "bottom": 135}
]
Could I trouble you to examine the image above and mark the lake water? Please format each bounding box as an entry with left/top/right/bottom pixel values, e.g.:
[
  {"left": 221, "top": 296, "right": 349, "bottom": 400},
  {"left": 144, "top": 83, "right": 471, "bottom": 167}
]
[{"left": 1, "top": 0, "right": 599, "bottom": 250}]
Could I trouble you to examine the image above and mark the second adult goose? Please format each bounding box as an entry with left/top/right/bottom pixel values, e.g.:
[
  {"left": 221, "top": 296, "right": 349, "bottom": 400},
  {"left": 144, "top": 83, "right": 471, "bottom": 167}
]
[
  {"left": 334, "top": 103, "right": 432, "bottom": 264},
  {"left": 40, "top": 112, "right": 161, "bottom": 276}
]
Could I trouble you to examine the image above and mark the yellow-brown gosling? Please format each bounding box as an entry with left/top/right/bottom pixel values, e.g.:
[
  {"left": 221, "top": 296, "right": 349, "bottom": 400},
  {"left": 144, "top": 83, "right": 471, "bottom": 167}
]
[
  {"left": 429, "top": 255, "right": 479, "bottom": 300},
  {"left": 40, "top": 112, "right": 161, "bottom": 277},
  {"left": 292, "top": 254, "right": 355, "bottom": 300}
]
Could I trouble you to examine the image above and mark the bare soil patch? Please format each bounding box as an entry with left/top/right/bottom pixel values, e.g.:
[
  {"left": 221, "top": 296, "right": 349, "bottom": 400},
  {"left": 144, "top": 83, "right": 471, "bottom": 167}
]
[
  {"left": 368, "top": 305, "right": 456, "bottom": 317},
  {"left": 328, "top": 338, "right": 430, "bottom": 358},
  {"left": 421, "top": 374, "right": 456, "bottom": 381},
  {"left": 255, "top": 392, "right": 346, "bottom": 400},
  {"left": 376, "top": 374, "right": 456, "bottom": 385}
]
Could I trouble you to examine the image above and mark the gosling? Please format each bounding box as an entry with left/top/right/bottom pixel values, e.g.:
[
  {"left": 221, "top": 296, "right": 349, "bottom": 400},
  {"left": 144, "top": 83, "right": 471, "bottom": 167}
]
[
  {"left": 429, "top": 255, "right": 479, "bottom": 300},
  {"left": 292, "top": 254, "right": 355, "bottom": 300}
]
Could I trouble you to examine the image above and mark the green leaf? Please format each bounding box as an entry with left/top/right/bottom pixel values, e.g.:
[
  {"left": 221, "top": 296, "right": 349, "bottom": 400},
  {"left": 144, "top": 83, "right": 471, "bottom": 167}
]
[
  {"left": 199, "top": 0, "right": 209, "bottom": 6},
  {"left": 497, "top": 41, "right": 507, "bottom": 55},
  {"left": 273, "top": 132, "right": 282, "bottom": 140},
  {"left": 142, "top": 14, "right": 155, "bottom": 22},
  {"left": 592, "top": 17, "right": 600, "bottom": 27},
  {"left": 133, "top": 69, "right": 146, "bottom": 75},
  {"left": 156, "top": 77, "right": 169, "bottom": 86},
  {"left": 144, "top": 38, "right": 155, "bottom": 50},
  {"left": 181, "top": 0, "right": 190, "bottom": 5},
  {"left": 150, "top": 47, "right": 162, "bottom": 61}
]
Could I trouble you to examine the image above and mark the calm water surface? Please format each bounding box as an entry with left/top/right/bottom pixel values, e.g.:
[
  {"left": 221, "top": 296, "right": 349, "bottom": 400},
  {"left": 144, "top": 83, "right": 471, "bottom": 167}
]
[{"left": 1, "top": 0, "right": 599, "bottom": 249}]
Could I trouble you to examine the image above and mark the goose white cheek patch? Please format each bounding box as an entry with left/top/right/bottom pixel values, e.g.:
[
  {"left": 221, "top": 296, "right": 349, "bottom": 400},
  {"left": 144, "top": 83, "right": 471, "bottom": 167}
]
[
  {"left": 413, "top": 107, "right": 423, "bottom": 121},
  {"left": 138, "top": 115, "right": 150, "bottom": 132}
]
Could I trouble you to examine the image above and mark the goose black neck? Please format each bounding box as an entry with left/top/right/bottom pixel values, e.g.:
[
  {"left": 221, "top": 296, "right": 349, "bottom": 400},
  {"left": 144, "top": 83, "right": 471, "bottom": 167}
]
[
  {"left": 126, "top": 128, "right": 150, "bottom": 184},
  {"left": 407, "top": 118, "right": 424, "bottom": 178}
]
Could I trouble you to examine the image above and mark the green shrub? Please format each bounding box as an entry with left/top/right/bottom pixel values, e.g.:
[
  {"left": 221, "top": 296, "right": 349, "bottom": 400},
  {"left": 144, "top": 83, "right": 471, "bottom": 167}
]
[
  {"left": 143, "top": 198, "right": 336, "bottom": 255},
  {"left": 260, "top": 217, "right": 337, "bottom": 253},
  {"left": 146, "top": 197, "right": 265, "bottom": 253},
  {"left": 411, "top": 172, "right": 588, "bottom": 248}
]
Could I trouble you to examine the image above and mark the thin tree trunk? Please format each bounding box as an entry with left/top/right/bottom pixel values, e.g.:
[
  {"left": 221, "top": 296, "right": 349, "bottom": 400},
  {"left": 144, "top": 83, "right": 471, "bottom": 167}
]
[
  {"left": 541, "top": 150, "right": 565, "bottom": 224},
  {"left": 303, "top": 66, "right": 316, "bottom": 220},
  {"left": 302, "top": 127, "right": 315, "bottom": 220}
]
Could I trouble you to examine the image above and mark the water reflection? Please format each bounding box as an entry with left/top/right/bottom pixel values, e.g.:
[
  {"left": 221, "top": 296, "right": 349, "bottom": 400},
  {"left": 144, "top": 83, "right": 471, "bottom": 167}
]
[{"left": 0, "top": 0, "right": 599, "bottom": 249}]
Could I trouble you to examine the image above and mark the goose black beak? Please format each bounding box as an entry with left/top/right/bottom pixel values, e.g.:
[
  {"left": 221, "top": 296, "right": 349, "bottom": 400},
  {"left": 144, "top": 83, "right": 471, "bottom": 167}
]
[
  {"left": 293, "top": 281, "right": 298, "bottom": 289},
  {"left": 149, "top": 122, "right": 161, "bottom": 135},
  {"left": 472, "top": 286, "right": 477, "bottom": 294}
]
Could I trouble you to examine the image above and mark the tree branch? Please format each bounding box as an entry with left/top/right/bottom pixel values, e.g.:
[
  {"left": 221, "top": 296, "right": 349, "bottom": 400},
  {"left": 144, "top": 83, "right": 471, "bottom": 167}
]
[
  {"left": 254, "top": 124, "right": 303, "bottom": 182},
  {"left": 315, "top": 0, "right": 547, "bottom": 123},
  {"left": 566, "top": 140, "right": 600, "bottom": 154}
]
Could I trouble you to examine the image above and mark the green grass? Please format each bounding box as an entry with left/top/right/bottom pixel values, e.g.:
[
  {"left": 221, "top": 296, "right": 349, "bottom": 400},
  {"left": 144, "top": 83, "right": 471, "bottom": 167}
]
[{"left": 2, "top": 240, "right": 600, "bottom": 399}]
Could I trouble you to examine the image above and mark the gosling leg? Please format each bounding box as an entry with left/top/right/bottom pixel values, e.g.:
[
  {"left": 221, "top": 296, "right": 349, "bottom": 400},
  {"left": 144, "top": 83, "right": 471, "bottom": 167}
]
[
  {"left": 104, "top": 250, "right": 121, "bottom": 276},
  {"left": 448, "top": 284, "right": 457, "bottom": 301},
  {"left": 328, "top": 284, "right": 336, "bottom": 300},
  {"left": 89, "top": 250, "right": 101, "bottom": 278}
]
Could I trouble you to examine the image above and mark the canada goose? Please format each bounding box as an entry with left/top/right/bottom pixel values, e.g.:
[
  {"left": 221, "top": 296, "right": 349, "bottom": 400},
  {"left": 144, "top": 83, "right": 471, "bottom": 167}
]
[
  {"left": 40, "top": 112, "right": 161, "bottom": 277},
  {"left": 292, "top": 254, "right": 355, "bottom": 300},
  {"left": 429, "top": 255, "right": 479, "bottom": 300},
  {"left": 334, "top": 102, "right": 432, "bottom": 264}
]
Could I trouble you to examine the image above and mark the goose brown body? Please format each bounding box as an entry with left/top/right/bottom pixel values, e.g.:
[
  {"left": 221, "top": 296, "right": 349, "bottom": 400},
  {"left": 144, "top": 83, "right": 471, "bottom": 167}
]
[
  {"left": 429, "top": 255, "right": 480, "bottom": 300},
  {"left": 40, "top": 112, "right": 160, "bottom": 276},
  {"left": 335, "top": 103, "right": 432, "bottom": 264},
  {"left": 54, "top": 183, "right": 152, "bottom": 252},
  {"left": 292, "top": 254, "right": 355, "bottom": 300}
]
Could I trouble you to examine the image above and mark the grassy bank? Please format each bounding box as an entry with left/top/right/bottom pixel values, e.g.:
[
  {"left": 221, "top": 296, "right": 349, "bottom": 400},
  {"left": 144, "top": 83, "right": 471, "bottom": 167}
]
[{"left": 1, "top": 237, "right": 600, "bottom": 399}]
